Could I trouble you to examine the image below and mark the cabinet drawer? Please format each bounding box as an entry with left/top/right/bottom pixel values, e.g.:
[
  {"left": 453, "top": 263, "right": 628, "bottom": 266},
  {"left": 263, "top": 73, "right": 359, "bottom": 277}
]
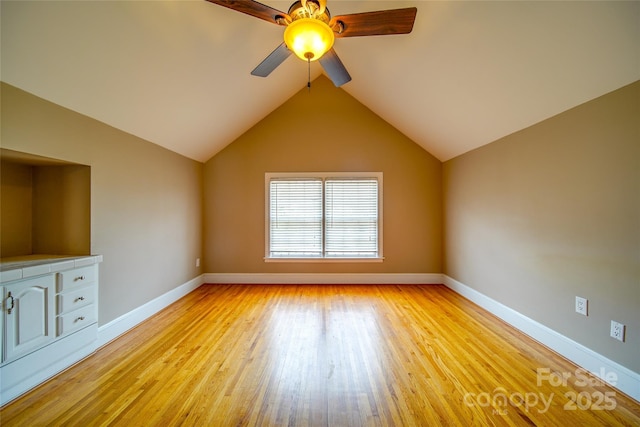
[
  {"left": 57, "top": 304, "right": 96, "bottom": 336},
  {"left": 57, "top": 284, "right": 96, "bottom": 315},
  {"left": 58, "top": 266, "right": 95, "bottom": 292}
]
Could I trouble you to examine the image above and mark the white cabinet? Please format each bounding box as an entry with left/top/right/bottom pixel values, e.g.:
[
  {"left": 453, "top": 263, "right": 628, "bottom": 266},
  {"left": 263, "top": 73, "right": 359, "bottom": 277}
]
[
  {"left": 0, "top": 256, "right": 101, "bottom": 405},
  {"left": 3, "top": 275, "right": 55, "bottom": 361}
]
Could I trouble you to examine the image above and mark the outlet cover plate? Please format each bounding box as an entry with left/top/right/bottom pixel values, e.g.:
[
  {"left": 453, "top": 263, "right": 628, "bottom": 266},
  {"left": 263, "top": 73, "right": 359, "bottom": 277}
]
[
  {"left": 575, "top": 296, "right": 588, "bottom": 316},
  {"left": 610, "top": 320, "right": 625, "bottom": 342}
]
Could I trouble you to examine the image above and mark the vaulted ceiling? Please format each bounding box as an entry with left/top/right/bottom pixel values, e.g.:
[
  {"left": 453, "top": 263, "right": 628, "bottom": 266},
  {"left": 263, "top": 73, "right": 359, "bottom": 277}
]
[{"left": 2, "top": 1, "right": 638, "bottom": 163}]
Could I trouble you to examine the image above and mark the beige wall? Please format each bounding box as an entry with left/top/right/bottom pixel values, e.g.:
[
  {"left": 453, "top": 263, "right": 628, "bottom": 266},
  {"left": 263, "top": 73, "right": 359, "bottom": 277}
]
[
  {"left": 32, "top": 164, "right": 91, "bottom": 255},
  {"left": 444, "top": 81, "right": 639, "bottom": 372},
  {"left": 0, "top": 161, "right": 33, "bottom": 257},
  {"left": 1, "top": 82, "right": 204, "bottom": 325},
  {"left": 204, "top": 76, "right": 442, "bottom": 274}
]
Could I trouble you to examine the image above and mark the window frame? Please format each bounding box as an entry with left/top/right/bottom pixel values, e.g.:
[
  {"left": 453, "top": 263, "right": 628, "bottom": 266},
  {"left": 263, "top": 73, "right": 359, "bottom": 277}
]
[{"left": 265, "top": 172, "right": 384, "bottom": 262}]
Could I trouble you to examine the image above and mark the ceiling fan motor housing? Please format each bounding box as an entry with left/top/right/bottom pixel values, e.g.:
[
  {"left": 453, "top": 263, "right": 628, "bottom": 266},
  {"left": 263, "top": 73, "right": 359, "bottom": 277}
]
[{"left": 288, "top": 0, "right": 331, "bottom": 23}]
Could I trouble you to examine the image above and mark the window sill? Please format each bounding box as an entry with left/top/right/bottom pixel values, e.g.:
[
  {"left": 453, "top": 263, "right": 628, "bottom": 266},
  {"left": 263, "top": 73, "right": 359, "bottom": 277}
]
[{"left": 264, "top": 257, "right": 384, "bottom": 263}]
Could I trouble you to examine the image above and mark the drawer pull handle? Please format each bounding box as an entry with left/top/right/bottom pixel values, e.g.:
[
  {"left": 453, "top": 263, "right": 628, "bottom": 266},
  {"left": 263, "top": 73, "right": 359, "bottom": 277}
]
[
  {"left": 75, "top": 275, "right": 86, "bottom": 281},
  {"left": 7, "top": 292, "right": 15, "bottom": 315},
  {"left": 76, "top": 316, "right": 85, "bottom": 322},
  {"left": 76, "top": 296, "right": 85, "bottom": 302}
]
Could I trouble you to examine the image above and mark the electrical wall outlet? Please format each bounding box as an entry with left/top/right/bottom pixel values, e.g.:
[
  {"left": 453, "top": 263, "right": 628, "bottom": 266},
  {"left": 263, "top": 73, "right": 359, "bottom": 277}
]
[
  {"left": 575, "top": 296, "right": 588, "bottom": 316},
  {"left": 196, "top": 258, "right": 200, "bottom": 268},
  {"left": 610, "top": 320, "right": 625, "bottom": 342}
]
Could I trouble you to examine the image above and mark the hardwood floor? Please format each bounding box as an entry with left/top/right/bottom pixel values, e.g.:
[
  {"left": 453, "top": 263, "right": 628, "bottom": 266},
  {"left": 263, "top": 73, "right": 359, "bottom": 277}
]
[{"left": 1, "top": 284, "right": 639, "bottom": 426}]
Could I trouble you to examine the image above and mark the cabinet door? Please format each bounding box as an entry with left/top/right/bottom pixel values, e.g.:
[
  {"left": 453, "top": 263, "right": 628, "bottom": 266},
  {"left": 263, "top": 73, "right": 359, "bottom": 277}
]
[{"left": 4, "top": 275, "right": 55, "bottom": 362}]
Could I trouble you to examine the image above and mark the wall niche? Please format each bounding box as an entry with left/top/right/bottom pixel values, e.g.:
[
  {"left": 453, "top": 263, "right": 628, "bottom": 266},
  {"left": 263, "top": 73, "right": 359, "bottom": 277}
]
[{"left": 1, "top": 149, "right": 90, "bottom": 260}]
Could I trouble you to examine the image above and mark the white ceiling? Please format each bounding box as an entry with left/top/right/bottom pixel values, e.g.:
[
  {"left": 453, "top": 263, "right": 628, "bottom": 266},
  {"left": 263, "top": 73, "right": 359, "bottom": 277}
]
[{"left": 2, "top": 1, "right": 638, "bottom": 163}]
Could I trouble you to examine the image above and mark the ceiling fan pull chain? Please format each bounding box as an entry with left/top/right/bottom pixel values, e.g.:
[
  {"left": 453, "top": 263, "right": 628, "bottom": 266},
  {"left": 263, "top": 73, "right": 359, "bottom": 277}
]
[{"left": 307, "top": 57, "right": 311, "bottom": 92}]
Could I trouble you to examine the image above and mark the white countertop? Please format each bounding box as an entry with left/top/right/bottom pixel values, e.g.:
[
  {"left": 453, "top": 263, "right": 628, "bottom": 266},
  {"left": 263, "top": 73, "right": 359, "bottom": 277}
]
[{"left": 0, "top": 254, "right": 103, "bottom": 283}]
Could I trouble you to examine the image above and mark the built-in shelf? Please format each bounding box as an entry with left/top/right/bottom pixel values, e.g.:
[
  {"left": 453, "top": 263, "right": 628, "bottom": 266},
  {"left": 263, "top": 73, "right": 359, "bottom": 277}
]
[{"left": 1, "top": 148, "right": 91, "bottom": 260}]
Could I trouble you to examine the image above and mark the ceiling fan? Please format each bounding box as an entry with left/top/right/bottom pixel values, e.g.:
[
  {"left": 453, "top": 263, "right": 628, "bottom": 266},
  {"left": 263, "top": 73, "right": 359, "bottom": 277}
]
[{"left": 205, "top": 0, "right": 417, "bottom": 87}]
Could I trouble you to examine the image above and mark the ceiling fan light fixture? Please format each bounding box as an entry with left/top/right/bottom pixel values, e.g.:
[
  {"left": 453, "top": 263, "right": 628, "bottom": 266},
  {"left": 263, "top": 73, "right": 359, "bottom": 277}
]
[{"left": 284, "top": 18, "right": 335, "bottom": 61}]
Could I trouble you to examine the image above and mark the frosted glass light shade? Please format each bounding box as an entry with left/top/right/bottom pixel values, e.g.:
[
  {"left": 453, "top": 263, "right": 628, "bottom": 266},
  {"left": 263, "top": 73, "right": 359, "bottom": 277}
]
[{"left": 284, "top": 18, "right": 335, "bottom": 61}]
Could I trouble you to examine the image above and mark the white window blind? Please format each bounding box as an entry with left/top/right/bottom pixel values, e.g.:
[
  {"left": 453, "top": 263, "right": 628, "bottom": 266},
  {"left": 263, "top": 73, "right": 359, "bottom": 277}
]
[
  {"left": 325, "top": 179, "right": 378, "bottom": 258},
  {"left": 267, "top": 173, "right": 381, "bottom": 260},
  {"left": 269, "top": 179, "right": 323, "bottom": 257}
]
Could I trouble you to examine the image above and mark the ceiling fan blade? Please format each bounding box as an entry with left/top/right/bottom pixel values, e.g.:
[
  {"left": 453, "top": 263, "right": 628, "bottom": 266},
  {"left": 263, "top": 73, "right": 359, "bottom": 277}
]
[
  {"left": 205, "top": 0, "right": 289, "bottom": 25},
  {"left": 251, "top": 43, "right": 292, "bottom": 77},
  {"left": 319, "top": 48, "right": 351, "bottom": 87},
  {"left": 330, "top": 7, "right": 417, "bottom": 38}
]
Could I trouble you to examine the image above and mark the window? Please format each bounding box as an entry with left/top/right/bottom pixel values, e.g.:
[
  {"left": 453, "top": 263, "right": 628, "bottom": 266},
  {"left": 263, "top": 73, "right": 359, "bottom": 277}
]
[{"left": 266, "top": 172, "right": 383, "bottom": 261}]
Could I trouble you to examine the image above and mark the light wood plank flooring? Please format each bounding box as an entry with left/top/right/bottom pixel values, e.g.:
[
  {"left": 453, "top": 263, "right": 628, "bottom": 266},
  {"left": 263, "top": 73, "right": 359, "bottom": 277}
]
[{"left": 1, "top": 284, "right": 639, "bottom": 426}]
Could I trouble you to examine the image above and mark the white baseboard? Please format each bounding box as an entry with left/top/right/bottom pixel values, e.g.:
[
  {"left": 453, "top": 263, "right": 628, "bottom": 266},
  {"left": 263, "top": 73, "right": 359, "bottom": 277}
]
[
  {"left": 96, "top": 275, "right": 205, "bottom": 348},
  {"left": 443, "top": 275, "right": 640, "bottom": 403},
  {"left": 203, "top": 272, "right": 443, "bottom": 285}
]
